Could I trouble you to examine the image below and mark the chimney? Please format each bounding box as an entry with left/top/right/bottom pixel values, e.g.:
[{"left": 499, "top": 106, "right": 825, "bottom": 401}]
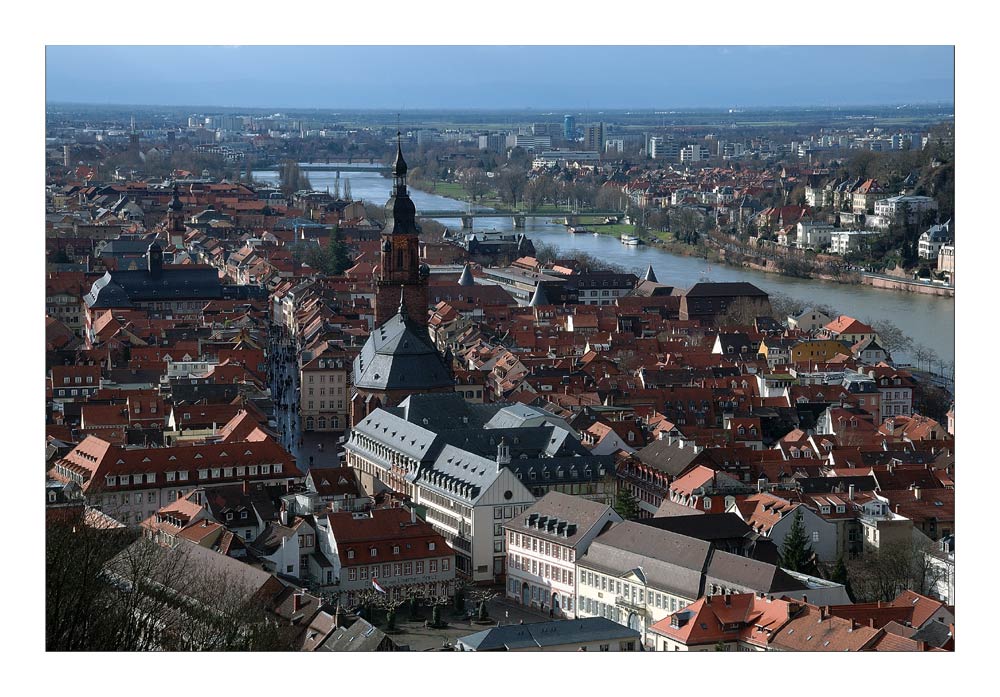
[
  {"left": 293, "top": 593, "right": 303, "bottom": 612},
  {"left": 724, "top": 593, "right": 731, "bottom": 606},
  {"left": 848, "top": 484, "right": 855, "bottom": 501},
  {"left": 411, "top": 506, "right": 417, "bottom": 524},
  {"left": 913, "top": 486, "right": 921, "bottom": 500},
  {"left": 243, "top": 479, "right": 249, "bottom": 495}
]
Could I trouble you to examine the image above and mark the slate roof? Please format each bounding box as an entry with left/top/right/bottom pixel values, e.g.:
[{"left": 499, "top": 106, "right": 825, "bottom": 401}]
[
  {"left": 634, "top": 439, "right": 701, "bottom": 476},
  {"left": 318, "top": 618, "right": 394, "bottom": 651},
  {"left": 580, "top": 520, "right": 805, "bottom": 600},
  {"left": 352, "top": 305, "right": 453, "bottom": 392},
  {"left": 85, "top": 267, "right": 223, "bottom": 309},
  {"left": 579, "top": 521, "right": 713, "bottom": 599},
  {"left": 457, "top": 617, "right": 639, "bottom": 651},
  {"left": 637, "top": 513, "right": 754, "bottom": 542},
  {"left": 508, "top": 491, "right": 617, "bottom": 546},
  {"left": 686, "top": 282, "right": 767, "bottom": 298}
]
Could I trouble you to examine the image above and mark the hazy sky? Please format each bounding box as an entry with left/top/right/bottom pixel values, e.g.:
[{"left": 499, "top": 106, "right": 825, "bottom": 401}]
[{"left": 45, "top": 46, "right": 954, "bottom": 110}]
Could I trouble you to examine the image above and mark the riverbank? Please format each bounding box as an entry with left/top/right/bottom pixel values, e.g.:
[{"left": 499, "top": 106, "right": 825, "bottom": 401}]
[{"left": 862, "top": 274, "right": 955, "bottom": 297}]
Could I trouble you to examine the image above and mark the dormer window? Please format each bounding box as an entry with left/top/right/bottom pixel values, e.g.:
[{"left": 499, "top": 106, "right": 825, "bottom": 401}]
[
  {"left": 370, "top": 548, "right": 377, "bottom": 557},
  {"left": 428, "top": 542, "right": 436, "bottom": 551},
  {"left": 347, "top": 550, "right": 355, "bottom": 559}
]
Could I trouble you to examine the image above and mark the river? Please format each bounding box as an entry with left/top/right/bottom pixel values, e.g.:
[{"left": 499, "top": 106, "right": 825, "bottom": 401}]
[{"left": 253, "top": 167, "right": 955, "bottom": 365}]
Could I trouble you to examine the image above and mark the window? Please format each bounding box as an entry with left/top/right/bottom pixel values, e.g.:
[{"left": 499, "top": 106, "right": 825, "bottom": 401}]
[
  {"left": 147, "top": 492, "right": 156, "bottom": 503},
  {"left": 416, "top": 561, "right": 424, "bottom": 574},
  {"left": 394, "top": 563, "right": 402, "bottom": 576},
  {"left": 429, "top": 560, "right": 438, "bottom": 573},
  {"left": 442, "top": 559, "right": 450, "bottom": 572},
  {"left": 370, "top": 547, "right": 378, "bottom": 557},
  {"left": 348, "top": 568, "right": 357, "bottom": 581},
  {"left": 404, "top": 562, "right": 412, "bottom": 575},
  {"left": 347, "top": 550, "right": 355, "bottom": 559},
  {"left": 392, "top": 545, "right": 400, "bottom": 555},
  {"left": 166, "top": 471, "right": 176, "bottom": 482},
  {"left": 811, "top": 531, "right": 820, "bottom": 543},
  {"left": 241, "top": 511, "right": 248, "bottom": 519},
  {"left": 599, "top": 644, "right": 610, "bottom": 652}
]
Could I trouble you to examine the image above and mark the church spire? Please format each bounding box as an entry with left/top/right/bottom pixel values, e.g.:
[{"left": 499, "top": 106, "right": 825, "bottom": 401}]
[
  {"left": 392, "top": 131, "right": 408, "bottom": 180},
  {"left": 397, "top": 287, "right": 408, "bottom": 319}
]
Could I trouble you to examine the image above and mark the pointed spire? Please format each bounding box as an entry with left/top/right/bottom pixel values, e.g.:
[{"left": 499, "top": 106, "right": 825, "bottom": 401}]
[
  {"left": 643, "top": 264, "right": 658, "bottom": 283},
  {"left": 397, "top": 287, "right": 408, "bottom": 318},
  {"left": 528, "top": 284, "right": 549, "bottom": 307},
  {"left": 393, "top": 131, "right": 408, "bottom": 178},
  {"left": 458, "top": 263, "right": 475, "bottom": 286}
]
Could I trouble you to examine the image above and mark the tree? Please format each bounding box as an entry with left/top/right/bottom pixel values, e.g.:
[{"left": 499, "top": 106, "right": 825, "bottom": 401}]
[
  {"left": 464, "top": 169, "right": 490, "bottom": 202},
  {"left": 779, "top": 509, "right": 818, "bottom": 575},
  {"left": 466, "top": 588, "right": 499, "bottom": 621},
  {"left": 830, "top": 556, "right": 855, "bottom": 602},
  {"left": 714, "top": 640, "right": 730, "bottom": 652},
  {"left": 613, "top": 485, "right": 640, "bottom": 521},
  {"left": 342, "top": 177, "right": 352, "bottom": 201},
  {"left": 279, "top": 160, "right": 311, "bottom": 197},
  {"left": 720, "top": 298, "right": 763, "bottom": 327},
  {"left": 672, "top": 208, "right": 704, "bottom": 245},
  {"left": 497, "top": 168, "right": 528, "bottom": 208},
  {"left": 846, "top": 538, "right": 945, "bottom": 602},
  {"left": 47, "top": 513, "right": 289, "bottom": 651},
  {"left": 866, "top": 319, "right": 914, "bottom": 357},
  {"left": 327, "top": 226, "right": 353, "bottom": 275}
]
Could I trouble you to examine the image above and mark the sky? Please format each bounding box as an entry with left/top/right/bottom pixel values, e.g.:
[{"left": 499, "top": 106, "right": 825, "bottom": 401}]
[{"left": 45, "top": 46, "right": 954, "bottom": 110}]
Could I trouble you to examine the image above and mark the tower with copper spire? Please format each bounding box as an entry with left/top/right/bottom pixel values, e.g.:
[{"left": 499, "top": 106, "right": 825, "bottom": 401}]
[{"left": 375, "top": 133, "right": 429, "bottom": 328}]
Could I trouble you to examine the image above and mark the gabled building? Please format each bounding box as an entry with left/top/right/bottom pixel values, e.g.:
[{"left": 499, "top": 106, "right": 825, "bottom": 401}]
[{"left": 504, "top": 492, "right": 621, "bottom": 617}]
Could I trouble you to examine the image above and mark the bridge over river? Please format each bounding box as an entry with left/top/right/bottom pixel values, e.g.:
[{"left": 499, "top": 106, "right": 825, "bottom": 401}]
[{"left": 415, "top": 209, "right": 625, "bottom": 229}]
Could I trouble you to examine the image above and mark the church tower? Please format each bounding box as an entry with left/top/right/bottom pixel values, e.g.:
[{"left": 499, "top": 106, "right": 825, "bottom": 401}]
[
  {"left": 166, "top": 184, "right": 187, "bottom": 246},
  {"left": 375, "top": 134, "right": 429, "bottom": 328}
]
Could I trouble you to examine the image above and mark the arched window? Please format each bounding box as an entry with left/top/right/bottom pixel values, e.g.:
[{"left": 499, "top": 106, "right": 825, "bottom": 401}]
[{"left": 318, "top": 417, "right": 327, "bottom": 430}]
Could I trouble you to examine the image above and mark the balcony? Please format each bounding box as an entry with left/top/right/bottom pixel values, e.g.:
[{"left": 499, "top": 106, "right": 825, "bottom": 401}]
[{"left": 615, "top": 595, "right": 645, "bottom": 613}]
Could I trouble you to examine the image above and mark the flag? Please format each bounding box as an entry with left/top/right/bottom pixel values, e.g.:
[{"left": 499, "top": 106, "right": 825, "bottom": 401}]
[{"left": 372, "top": 578, "right": 387, "bottom": 594}]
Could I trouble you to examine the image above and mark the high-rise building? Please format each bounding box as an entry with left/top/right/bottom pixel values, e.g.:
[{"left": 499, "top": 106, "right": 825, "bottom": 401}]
[
  {"left": 563, "top": 114, "right": 576, "bottom": 140},
  {"left": 585, "top": 123, "right": 604, "bottom": 152},
  {"left": 649, "top": 136, "right": 678, "bottom": 161},
  {"left": 478, "top": 133, "right": 508, "bottom": 155}
]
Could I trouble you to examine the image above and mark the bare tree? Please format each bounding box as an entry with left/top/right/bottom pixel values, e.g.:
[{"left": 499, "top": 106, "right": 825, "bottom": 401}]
[
  {"left": 846, "top": 537, "right": 946, "bottom": 603},
  {"left": 464, "top": 169, "right": 490, "bottom": 202},
  {"left": 48, "top": 512, "right": 289, "bottom": 651},
  {"left": 865, "top": 318, "right": 914, "bottom": 356}
]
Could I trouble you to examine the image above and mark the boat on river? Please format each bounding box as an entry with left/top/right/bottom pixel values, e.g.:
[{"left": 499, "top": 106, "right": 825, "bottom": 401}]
[{"left": 621, "top": 234, "right": 642, "bottom": 246}]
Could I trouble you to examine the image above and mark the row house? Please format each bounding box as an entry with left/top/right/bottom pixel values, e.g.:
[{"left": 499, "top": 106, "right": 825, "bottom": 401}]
[
  {"left": 504, "top": 492, "right": 621, "bottom": 617},
  {"left": 49, "top": 434, "right": 301, "bottom": 527},
  {"left": 299, "top": 345, "right": 350, "bottom": 434},
  {"left": 316, "top": 507, "right": 457, "bottom": 607},
  {"left": 574, "top": 520, "right": 832, "bottom": 648}
]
